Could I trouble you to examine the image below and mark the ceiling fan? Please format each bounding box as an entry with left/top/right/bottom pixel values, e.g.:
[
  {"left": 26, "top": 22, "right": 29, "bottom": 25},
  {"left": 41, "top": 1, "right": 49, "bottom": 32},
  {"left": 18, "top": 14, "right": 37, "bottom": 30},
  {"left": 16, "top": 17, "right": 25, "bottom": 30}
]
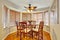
[{"left": 24, "top": 4, "right": 37, "bottom": 11}]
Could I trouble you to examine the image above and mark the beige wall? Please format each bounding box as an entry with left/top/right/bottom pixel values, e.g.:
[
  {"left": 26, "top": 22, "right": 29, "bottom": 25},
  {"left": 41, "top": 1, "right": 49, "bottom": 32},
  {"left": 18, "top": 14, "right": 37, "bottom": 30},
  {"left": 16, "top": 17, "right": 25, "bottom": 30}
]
[
  {"left": 54, "top": 0, "right": 60, "bottom": 40},
  {"left": 50, "top": 0, "right": 60, "bottom": 40},
  {"left": 0, "top": 0, "right": 10, "bottom": 40},
  {"left": 0, "top": 0, "right": 4, "bottom": 40},
  {"left": 55, "top": 0, "right": 60, "bottom": 40},
  {"left": 0, "top": 0, "right": 3, "bottom": 28}
]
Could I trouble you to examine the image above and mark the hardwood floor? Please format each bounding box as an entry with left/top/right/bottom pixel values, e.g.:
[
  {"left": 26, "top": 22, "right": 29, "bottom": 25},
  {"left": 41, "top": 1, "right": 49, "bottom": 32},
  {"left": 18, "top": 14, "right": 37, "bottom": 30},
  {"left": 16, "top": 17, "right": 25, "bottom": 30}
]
[{"left": 4, "top": 31, "right": 51, "bottom": 40}]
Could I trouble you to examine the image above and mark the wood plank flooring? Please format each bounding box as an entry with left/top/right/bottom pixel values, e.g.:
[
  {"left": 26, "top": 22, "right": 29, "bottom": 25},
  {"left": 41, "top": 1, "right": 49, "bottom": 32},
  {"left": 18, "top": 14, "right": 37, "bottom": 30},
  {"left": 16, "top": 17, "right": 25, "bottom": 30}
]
[{"left": 4, "top": 31, "right": 51, "bottom": 40}]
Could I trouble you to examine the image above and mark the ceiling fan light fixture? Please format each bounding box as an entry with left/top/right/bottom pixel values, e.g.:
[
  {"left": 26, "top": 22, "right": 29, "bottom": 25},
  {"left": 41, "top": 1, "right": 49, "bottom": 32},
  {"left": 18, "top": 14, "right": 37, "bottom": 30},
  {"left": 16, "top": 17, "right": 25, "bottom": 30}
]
[{"left": 24, "top": 4, "right": 37, "bottom": 11}]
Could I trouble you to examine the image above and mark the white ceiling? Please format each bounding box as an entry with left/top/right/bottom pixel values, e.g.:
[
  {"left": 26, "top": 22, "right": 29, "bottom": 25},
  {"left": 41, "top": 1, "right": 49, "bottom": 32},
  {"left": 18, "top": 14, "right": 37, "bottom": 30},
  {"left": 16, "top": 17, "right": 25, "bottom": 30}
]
[{"left": 6, "top": 0, "right": 54, "bottom": 11}]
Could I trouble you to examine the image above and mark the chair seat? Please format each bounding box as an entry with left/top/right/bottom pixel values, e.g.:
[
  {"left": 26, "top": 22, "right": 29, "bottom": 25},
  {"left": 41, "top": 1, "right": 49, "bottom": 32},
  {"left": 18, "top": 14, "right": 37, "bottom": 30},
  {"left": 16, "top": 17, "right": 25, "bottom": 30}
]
[
  {"left": 23, "top": 28, "right": 31, "bottom": 33},
  {"left": 32, "top": 28, "right": 39, "bottom": 32}
]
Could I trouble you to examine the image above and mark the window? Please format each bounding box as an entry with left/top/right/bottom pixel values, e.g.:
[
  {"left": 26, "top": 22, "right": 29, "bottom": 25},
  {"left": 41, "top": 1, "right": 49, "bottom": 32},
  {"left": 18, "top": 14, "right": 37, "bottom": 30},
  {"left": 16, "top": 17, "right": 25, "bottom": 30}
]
[{"left": 10, "top": 10, "right": 20, "bottom": 26}]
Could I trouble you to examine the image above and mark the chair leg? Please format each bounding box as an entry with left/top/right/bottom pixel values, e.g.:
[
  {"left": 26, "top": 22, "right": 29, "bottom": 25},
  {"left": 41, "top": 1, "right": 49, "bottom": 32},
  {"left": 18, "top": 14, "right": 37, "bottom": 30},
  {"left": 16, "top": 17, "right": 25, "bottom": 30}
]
[
  {"left": 20, "top": 33, "right": 22, "bottom": 40},
  {"left": 17, "top": 30, "right": 20, "bottom": 37},
  {"left": 17, "top": 31, "right": 19, "bottom": 37}
]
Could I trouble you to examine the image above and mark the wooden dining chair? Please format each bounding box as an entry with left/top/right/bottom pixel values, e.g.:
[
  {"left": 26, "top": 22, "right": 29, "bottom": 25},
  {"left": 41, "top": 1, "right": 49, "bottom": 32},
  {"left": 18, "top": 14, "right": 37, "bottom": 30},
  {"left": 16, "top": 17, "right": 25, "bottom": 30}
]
[
  {"left": 19, "top": 22, "right": 28, "bottom": 37},
  {"left": 16, "top": 21, "right": 28, "bottom": 40},
  {"left": 15, "top": 21, "right": 20, "bottom": 36},
  {"left": 32, "top": 21, "right": 44, "bottom": 40},
  {"left": 38, "top": 21, "right": 44, "bottom": 40}
]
